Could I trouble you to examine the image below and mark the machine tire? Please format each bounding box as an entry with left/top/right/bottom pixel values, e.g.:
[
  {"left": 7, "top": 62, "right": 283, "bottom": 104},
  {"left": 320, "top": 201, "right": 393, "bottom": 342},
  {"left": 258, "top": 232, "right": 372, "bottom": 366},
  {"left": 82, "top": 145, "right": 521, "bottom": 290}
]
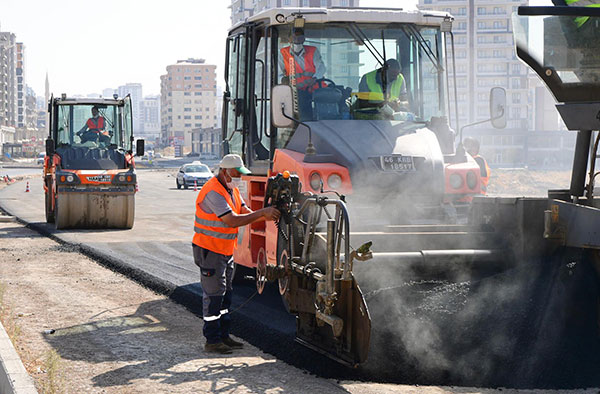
[
  {"left": 176, "top": 179, "right": 182, "bottom": 189},
  {"left": 54, "top": 193, "right": 64, "bottom": 229},
  {"left": 45, "top": 182, "right": 55, "bottom": 223}
]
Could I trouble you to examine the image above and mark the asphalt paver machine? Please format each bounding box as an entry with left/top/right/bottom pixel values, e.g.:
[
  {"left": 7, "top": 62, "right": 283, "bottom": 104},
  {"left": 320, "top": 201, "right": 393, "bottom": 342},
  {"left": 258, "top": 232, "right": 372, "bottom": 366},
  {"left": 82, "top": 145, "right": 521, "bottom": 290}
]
[
  {"left": 44, "top": 95, "right": 144, "bottom": 229},
  {"left": 221, "top": 6, "right": 520, "bottom": 368}
]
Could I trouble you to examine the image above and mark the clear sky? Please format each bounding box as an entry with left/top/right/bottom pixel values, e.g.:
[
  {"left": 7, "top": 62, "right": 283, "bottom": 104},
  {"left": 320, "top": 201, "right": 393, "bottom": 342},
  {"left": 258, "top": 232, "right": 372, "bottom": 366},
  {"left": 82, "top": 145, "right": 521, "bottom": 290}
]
[{"left": 0, "top": 0, "right": 412, "bottom": 98}]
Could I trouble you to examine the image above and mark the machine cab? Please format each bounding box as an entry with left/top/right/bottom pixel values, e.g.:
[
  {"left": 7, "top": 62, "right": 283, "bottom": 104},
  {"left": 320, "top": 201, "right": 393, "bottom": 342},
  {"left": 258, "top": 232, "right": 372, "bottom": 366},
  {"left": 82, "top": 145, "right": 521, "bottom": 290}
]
[
  {"left": 223, "top": 8, "right": 456, "bottom": 176},
  {"left": 47, "top": 95, "right": 136, "bottom": 170}
]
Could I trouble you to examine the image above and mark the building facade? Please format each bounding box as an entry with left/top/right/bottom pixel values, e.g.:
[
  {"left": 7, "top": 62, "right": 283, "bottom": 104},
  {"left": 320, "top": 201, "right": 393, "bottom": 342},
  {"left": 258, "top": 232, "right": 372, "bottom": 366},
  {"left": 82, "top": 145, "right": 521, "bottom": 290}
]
[
  {"left": 160, "top": 59, "right": 218, "bottom": 151},
  {"left": 16, "top": 42, "right": 25, "bottom": 129},
  {"left": 230, "top": 0, "right": 359, "bottom": 26},
  {"left": 140, "top": 95, "right": 161, "bottom": 142},
  {"left": 0, "top": 31, "right": 17, "bottom": 130},
  {"left": 190, "top": 127, "right": 221, "bottom": 158},
  {"left": 418, "top": 0, "right": 529, "bottom": 131},
  {"left": 117, "top": 83, "right": 143, "bottom": 134}
]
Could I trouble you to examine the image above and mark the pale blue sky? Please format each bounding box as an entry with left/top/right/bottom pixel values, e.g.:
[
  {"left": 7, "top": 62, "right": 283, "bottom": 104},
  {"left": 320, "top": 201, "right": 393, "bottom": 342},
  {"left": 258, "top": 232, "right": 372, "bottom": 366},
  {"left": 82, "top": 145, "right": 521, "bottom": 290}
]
[{"left": 0, "top": 1, "right": 412, "bottom": 97}]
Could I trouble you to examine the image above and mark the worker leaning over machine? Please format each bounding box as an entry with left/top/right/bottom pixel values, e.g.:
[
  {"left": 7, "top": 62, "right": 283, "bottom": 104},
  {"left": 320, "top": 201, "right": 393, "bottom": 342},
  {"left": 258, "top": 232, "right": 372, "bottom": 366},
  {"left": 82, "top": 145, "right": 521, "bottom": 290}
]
[
  {"left": 192, "top": 154, "right": 281, "bottom": 354},
  {"left": 356, "top": 59, "right": 410, "bottom": 120}
]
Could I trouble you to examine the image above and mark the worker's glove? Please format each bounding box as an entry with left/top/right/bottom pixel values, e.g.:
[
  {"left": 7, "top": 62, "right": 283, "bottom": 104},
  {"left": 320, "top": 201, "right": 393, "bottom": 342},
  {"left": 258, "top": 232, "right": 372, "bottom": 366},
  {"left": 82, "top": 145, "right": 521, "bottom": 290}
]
[{"left": 381, "top": 104, "right": 395, "bottom": 118}]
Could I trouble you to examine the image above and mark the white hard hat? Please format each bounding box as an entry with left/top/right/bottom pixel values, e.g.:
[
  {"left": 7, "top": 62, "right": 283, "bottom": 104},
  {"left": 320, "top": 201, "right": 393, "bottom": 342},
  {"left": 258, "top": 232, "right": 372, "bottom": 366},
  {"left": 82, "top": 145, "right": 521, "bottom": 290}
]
[{"left": 219, "top": 154, "right": 251, "bottom": 175}]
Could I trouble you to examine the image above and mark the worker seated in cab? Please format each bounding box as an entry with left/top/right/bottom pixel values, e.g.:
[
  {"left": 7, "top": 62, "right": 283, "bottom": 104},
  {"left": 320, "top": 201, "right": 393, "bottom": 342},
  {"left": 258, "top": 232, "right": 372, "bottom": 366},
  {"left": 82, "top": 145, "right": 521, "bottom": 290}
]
[
  {"left": 279, "top": 27, "right": 327, "bottom": 120},
  {"left": 355, "top": 59, "right": 410, "bottom": 120},
  {"left": 77, "top": 106, "right": 111, "bottom": 146}
]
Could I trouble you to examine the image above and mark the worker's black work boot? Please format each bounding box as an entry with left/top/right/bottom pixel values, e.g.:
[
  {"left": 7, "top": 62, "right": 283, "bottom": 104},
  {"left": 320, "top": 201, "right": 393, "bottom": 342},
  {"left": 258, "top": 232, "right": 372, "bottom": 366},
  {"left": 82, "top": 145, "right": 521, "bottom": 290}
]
[
  {"left": 222, "top": 336, "right": 244, "bottom": 349},
  {"left": 204, "top": 342, "right": 233, "bottom": 354}
]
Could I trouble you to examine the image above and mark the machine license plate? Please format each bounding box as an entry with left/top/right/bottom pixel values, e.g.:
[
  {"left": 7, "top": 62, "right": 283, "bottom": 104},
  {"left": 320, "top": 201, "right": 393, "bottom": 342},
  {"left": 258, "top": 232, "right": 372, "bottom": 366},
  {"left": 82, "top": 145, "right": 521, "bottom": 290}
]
[
  {"left": 380, "top": 155, "right": 415, "bottom": 172},
  {"left": 86, "top": 175, "right": 112, "bottom": 183}
]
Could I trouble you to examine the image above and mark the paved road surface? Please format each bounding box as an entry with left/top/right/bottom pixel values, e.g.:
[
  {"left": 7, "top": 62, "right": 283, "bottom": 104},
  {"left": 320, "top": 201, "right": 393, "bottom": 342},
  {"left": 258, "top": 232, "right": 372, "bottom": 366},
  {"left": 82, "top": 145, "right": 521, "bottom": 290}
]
[{"left": 0, "top": 166, "right": 42, "bottom": 177}]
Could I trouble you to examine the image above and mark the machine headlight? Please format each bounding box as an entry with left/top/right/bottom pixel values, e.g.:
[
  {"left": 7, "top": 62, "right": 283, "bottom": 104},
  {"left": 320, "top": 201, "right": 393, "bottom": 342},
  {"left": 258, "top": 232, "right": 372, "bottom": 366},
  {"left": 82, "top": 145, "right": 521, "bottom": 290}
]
[
  {"left": 449, "top": 173, "right": 463, "bottom": 189},
  {"left": 466, "top": 171, "right": 478, "bottom": 190},
  {"left": 66, "top": 175, "right": 74, "bottom": 183},
  {"left": 119, "top": 175, "right": 126, "bottom": 182},
  {"left": 309, "top": 172, "right": 322, "bottom": 191},
  {"left": 327, "top": 174, "right": 342, "bottom": 189}
]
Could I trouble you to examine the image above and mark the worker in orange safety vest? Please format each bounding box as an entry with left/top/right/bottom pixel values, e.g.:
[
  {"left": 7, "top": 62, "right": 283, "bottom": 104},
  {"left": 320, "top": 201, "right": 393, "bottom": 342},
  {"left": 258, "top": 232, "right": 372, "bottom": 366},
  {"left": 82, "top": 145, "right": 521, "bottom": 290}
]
[
  {"left": 193, "top": 154, "right": 280, "bottom": 354},
  {"left": 463, "top": 137, "right": 491, "bottom": 195},
  {"left": 78, "top": 106, "right": 110, "bottom": 145},
  {"left": 279, "top": 27, "right": 327, "bottom": 119}
]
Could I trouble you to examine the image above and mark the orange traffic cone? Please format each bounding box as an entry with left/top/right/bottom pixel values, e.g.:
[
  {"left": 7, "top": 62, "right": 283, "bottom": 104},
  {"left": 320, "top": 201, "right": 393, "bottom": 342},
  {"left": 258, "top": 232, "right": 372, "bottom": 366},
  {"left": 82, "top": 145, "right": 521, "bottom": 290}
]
[
  {"left": 194, "top": 180, "right": 198, "bottom": 191},
  {"left": 25, "top": 181, "right": 30, "bottom": 192}
]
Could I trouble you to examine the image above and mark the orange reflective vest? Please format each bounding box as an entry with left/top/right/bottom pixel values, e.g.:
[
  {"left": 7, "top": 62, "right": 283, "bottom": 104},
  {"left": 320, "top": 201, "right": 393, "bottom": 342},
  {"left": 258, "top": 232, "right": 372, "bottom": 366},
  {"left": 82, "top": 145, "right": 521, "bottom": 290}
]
[
  {"left": 87, "top": 117, "right": 109, "bottom": 136},
  {"left": 473, "top": 154, "right": 491, "bottom": 194},
  {"left": 193, "top": 177, "right": 243, "bottom": 256},
  {"left": 280, "top": 46, "right": 326, "bottom": 93}
]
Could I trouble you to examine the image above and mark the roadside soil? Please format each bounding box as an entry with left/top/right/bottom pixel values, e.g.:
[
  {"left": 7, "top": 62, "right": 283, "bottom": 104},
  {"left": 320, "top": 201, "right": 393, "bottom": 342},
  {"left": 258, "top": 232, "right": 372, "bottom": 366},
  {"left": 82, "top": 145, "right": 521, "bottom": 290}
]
[{"left": 487, "top": 169, "right": 572, "bottom": 197}]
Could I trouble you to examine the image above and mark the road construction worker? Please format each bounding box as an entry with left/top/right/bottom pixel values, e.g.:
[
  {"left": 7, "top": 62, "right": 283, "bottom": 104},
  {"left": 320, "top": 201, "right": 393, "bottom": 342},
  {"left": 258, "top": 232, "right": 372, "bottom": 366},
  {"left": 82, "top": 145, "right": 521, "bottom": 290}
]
[
  {"left": 192, "top": 154, "right": 280, "bottom": 354},
  {"left": 463, "top": 137, "right": 490, "bottom": 195},
  {"left": 357, "top": 59, "right": 409, "bottom": 119},
  {"left": 78, "top": 106, "right": 110, "bottom": 145},
  {"left": 279, "top": 27, "right": 327, "bottom": 119}
]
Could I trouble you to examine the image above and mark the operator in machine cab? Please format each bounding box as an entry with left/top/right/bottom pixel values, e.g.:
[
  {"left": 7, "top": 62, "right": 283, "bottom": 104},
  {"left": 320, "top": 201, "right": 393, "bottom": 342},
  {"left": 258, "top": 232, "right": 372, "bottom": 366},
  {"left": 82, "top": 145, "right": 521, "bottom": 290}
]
[
  {"left": 279, "top": 27, "right": 327, "bottom": 119},
  {"left": 463, "top": 137, "right": 490, "bottom": 195},
  {"left": 192, "top": 154, "right": 281, "bottom": 354},
  {"left": 552, "top": 0, "right": 600, "bottom": 28},
  {"left": 78, "top": 106, "right": 110, "bottom": 145},
  {"left": 357, "top": 59, "right": 409, "bottom": 119}
]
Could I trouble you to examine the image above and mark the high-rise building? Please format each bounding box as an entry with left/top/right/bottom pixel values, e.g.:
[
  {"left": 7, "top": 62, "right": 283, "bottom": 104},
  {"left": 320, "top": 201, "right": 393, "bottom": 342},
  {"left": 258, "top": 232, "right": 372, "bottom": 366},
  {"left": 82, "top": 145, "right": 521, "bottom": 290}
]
[
  {"left": 102, "top": 88, "right": 116, "bottom": 99},
  {"left": 418, "top": 0, "right": 531, "bottom": 165},
  {"left": 117, "top": 83, "right": 143, "bottom": 133},
  {"left": 16, "top": 42, "right": 25, "bottom": 129},
  {"left": 160, "top": 58, "right": 218, "bottom": 150},
  {"left": 418, "top": 0, "right": 528, "bottom": 129},
  {"left": 0, "top": 31, "right": 17, "bottom": 129},
  {"left": 230, "top": 0, "right": 359, "bottom": 26},
  {"left": 0, "top": 31, "right": 17, "bottom": 155},
  {"left": 140, "top": 95, "right": 160, "bottom": 142}
]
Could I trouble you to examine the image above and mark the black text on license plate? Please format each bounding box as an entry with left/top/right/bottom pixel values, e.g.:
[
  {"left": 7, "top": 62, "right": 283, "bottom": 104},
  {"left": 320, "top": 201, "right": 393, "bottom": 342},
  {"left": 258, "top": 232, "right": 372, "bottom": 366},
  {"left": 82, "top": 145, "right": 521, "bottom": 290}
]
[{"left": 380, "top": 155, "right": 415, "bottom": 172}]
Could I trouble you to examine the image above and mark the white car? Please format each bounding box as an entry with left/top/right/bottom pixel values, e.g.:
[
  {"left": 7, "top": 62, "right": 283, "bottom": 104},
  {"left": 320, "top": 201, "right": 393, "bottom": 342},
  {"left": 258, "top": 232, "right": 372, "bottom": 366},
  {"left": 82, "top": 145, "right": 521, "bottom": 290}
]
[{"left": 176, "top": 162, "right": 213, "bottom": 189}]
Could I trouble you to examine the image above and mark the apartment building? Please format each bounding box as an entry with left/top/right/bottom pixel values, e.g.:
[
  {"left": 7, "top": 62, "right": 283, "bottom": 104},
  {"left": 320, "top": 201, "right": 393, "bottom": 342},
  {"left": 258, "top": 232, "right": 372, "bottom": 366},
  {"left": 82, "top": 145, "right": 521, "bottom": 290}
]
[
  {"left": 0, "top": 32, "right": 17, "bottom": 130},
  {"left": 418, "top": 0, "right": 528, "bottom": 129},
  {"left": 117, "top": 83, "right": 143, "bottom": 133},
  {"left": 16, "top": 42, "right": 25, "bottom": 129},
  {"left": 230, "top": 0, "right": 359, "bottom": 26},
  {"left": 160, "top": 58, "right": 218, "bottom": 151},
  {"left": 140, "top": 95, "right": 160, "bottom": 142}
]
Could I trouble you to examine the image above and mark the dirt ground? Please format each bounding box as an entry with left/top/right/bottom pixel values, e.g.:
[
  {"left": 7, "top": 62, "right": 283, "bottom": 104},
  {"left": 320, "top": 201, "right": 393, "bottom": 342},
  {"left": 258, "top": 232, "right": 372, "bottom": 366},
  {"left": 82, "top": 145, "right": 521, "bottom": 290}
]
[{"left": 487, "top": 169, "right": 572, "bottom": 197}]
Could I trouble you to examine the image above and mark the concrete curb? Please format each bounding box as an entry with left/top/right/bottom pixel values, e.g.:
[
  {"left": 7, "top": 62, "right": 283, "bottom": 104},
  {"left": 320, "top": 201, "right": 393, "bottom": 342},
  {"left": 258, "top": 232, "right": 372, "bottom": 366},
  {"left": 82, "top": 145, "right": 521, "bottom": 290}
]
[{"left": 0, "top": 320, "right": 37, "bottom": 394}]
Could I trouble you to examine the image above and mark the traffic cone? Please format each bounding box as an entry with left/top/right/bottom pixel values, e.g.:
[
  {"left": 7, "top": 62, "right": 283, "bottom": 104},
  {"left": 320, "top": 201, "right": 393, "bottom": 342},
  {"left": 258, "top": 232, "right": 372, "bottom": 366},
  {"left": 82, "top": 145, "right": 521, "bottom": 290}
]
[
  {"left": 194, "top": 180, "right": 198, "bottom": 191},
  {"left": 25, "top": 181, "right": 30, "bottom": 192}
]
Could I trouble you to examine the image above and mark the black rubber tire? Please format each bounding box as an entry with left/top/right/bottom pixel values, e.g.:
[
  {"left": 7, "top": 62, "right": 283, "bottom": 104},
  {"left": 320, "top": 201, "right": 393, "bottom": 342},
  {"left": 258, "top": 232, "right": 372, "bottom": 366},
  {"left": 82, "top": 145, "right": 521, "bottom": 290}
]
[
  {"left": 45, "top": 184, "right": 55, "bottom": 223},
  {"left": 176, "top": 179, "right": 182, "bottom": 189}
]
